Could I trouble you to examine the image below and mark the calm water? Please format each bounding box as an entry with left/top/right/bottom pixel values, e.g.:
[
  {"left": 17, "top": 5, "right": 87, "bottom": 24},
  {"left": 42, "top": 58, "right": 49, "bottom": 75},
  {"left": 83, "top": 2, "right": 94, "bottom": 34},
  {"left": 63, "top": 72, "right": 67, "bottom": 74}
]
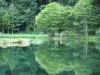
[{"left": 0, "top": 38, "right": 100, "bottom": 75}]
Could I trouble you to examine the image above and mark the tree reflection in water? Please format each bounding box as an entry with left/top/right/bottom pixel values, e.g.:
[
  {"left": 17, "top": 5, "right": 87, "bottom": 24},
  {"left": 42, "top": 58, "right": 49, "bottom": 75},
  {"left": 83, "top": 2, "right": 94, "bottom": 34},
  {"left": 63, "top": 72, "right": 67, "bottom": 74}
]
[
  {"left": 35, "top": 39, "right": 100, "bottom": 75},
  {"left": 0, "top": 46, "right": 48, "bottom": 75},
  {"left": 0, "top": 38, "right": 100, "bottom": 75}
]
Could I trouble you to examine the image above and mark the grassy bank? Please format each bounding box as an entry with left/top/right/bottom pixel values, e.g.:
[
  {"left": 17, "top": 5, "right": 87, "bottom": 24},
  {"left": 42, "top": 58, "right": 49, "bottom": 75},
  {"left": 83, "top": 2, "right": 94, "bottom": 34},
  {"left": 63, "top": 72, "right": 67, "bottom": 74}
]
[
  {"left": 51, "top": 36, "right": 99, "bottom": 42},
  {"left": 0, "top": 34, "right": 49, "bottom": 38}
]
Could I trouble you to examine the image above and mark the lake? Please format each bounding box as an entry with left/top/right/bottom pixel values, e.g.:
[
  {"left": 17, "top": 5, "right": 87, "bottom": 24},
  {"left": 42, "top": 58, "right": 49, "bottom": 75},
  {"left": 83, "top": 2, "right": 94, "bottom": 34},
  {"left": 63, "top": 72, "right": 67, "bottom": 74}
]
[{"left": 0, "top": 37, "right": 100, "bottom": 75}]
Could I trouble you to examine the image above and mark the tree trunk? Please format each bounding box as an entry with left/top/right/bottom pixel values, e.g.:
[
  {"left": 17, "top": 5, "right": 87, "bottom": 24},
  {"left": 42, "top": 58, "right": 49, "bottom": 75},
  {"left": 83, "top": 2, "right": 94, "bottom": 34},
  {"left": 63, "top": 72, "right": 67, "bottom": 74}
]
[
  {"left": 84, "top": 20, "right": 88, "bottom": 36},
  {"left": 55, "top": 30, "right": 58, "bottom": 36},
  {"left": 18, "top": 28, "right": 19, "bottom": 33},
  {"left": 2, "top": 28, "right": 4, "bottom": 34},
  {"left": 84, "top": 41, "right": 88, "bottom": 57},
  {"left": 55, "top": 41, "right": 58, "bottom": 47},
  {"left": 7, "top": 27, "right": 10, "bottom": 34},
  {"left": 12, "top": 29, "right": 13, "bottom": 34},
  {"left": 85, "top": 22, "right": 88, "bottom": 36},
  {"left": 34, "top": 27, "right": 35, "bottom": 32}
]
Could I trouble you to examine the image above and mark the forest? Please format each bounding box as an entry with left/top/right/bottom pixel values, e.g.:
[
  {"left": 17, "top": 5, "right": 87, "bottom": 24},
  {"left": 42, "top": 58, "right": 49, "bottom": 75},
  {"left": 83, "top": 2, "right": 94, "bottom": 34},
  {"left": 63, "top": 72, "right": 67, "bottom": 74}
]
[
  {"left": 0, "top": 0, "right": 100, "bottom": 36},
  {"left": 0, "top": 0, "right": 100, "bottom": 75}
]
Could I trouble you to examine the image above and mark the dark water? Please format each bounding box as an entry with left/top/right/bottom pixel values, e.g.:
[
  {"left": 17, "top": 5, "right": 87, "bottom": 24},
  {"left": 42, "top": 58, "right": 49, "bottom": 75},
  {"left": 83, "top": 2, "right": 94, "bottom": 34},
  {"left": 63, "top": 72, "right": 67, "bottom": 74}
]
[{"left": 0, "top": 38, "right": 100, "bottom": 75}]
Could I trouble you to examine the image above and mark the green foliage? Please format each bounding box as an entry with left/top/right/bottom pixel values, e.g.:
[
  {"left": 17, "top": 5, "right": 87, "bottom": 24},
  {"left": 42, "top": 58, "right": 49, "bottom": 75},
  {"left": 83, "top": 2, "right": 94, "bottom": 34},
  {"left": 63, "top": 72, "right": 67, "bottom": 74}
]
[
  {"left": 36, "top": 0, "right": 100, "bottom": 36},
  {"left": 2, "top": 4, "right": 18, "bottom": 29},
  {"left": 0, "top": 7, "right": 5, "bottom": 28},
  {"left": 36, "top": 2, "right": 73, "bottom": 33},
  {"left": 90, "top": 3, "right": 100, "bottom": 29},
  {"left": 36, "top": 2, "right": 63, "bottom": 31},
  {"left": 96, "top": 28, "right": 100, "bottom": 36},
  {"left": 0, "top": 0, "right": 37, "bottom": 32},
  {"left": 73, "top": 0, "right": 93, "bottom": 27},
  {"left": 73, "top": 0, "right": 100, "bottom": 35},
  {"left": 74, "top": 0, "right": 93, "bottom": 18},
  {"left": 39, "top": 5, "right": 46, "bottom": 10},
  {"left": 55, "top": 0, "right": 79, "bottom": 6},
  {"left": 35, "top": 40, "right": 100, "bottom": 75},
  {"left": 12, "top": 0, "right": 37, "bottom": 31},
  {"left": 0, "top": 0, "right": 100, "bottom": 34},
  {"left": 0, "top": 0, "right": 7, "bottom": 7}
]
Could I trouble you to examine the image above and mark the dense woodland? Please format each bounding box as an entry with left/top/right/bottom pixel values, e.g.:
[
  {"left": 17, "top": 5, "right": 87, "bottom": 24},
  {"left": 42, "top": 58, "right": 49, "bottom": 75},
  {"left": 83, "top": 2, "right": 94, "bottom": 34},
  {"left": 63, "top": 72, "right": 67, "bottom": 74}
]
[{"left": 0, "top": 0, "right": 100, "bottom": 36}]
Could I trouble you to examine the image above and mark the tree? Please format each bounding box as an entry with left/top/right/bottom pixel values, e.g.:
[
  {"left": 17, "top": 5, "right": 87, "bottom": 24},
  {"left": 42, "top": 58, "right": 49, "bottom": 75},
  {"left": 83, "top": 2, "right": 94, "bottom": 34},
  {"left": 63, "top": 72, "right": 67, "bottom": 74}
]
[
  {"left": 2, "top": 4, "right": 18, "bottom": 33},
  {"left": 0, "top": 0, "right": 38, "bottom": 32},
  {"left": 36, "top": 2, "right": 73, "bottom": 35},
  {"left": 36, "top": 2, "right": 63, "bottom": 34},
  {"left": 73, "top": 0, "right": 93, "bottom": 36},
  {"left": 0, "top": 7, "right": 6, "bottom": 33},
  {"left": 90, "top": 0, "right": 100, "bottom": 34},
  {"left": 0, "top": 0, "right": 8, "bottom": 7},
  {"left": 12, "top": 0, "right": 37, "bottom": 31}
]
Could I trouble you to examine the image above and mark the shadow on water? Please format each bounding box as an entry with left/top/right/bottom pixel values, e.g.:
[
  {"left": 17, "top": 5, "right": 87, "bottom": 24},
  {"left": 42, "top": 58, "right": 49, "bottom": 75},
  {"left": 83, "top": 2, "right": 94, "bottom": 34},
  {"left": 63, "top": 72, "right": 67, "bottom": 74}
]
[{"left": 0, "top": 37, "right": 100, "bottom": 75}]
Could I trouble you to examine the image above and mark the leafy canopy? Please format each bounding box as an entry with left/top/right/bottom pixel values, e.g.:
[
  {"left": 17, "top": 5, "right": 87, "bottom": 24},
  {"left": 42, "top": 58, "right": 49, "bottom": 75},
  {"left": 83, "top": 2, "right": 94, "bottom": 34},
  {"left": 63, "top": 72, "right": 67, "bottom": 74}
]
[{"left": 36, "top": 2, "right": 73, "bottom": 32}]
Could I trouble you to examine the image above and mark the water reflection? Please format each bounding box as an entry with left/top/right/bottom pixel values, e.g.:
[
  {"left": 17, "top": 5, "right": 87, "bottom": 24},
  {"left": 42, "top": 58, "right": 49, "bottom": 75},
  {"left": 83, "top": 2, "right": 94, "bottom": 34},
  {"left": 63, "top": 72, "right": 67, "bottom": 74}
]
[
  {"left": 0, "top": 46, "right": 48, "bottom": 75},
  {"left": 0, "top": 38, "right": 47, "bottom": 48},
  {"left": 35, "top": 39, "right": 100, "bottom": 75},
  {"left": 0, "top": 38, "right": 100, "bottom": 75},
  {"left": 95, "top": 41, "right": 100, "bottom": 52},
  {"left": 0, "top": 38, "right": 30, "bottom": 48}
]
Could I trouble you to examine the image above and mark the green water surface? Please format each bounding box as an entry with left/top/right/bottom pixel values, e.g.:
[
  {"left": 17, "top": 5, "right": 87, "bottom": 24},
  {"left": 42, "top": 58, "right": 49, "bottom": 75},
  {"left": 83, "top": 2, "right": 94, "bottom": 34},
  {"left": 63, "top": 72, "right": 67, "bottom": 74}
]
[{"left": 0, "top": 38, "right": 100, "bottom": 75}]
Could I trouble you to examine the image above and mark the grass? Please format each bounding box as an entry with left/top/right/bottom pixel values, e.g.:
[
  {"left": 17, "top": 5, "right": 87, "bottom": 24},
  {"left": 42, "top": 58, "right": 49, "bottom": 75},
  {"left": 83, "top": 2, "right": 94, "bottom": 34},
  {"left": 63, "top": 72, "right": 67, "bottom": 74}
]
[
  {"left": 0, "top": 34, "right": 49, "bottom": 38},
  {"left": 51, "top": 35, "right": 99, "bottom": 42}
]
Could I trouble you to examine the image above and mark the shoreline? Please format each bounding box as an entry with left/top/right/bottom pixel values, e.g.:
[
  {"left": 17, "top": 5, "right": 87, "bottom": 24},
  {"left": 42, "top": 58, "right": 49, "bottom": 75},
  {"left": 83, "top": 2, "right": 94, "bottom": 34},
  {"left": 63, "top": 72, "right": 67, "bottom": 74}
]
[{"left": 0, "top": 34, "right": 49, "bottom": 38}]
